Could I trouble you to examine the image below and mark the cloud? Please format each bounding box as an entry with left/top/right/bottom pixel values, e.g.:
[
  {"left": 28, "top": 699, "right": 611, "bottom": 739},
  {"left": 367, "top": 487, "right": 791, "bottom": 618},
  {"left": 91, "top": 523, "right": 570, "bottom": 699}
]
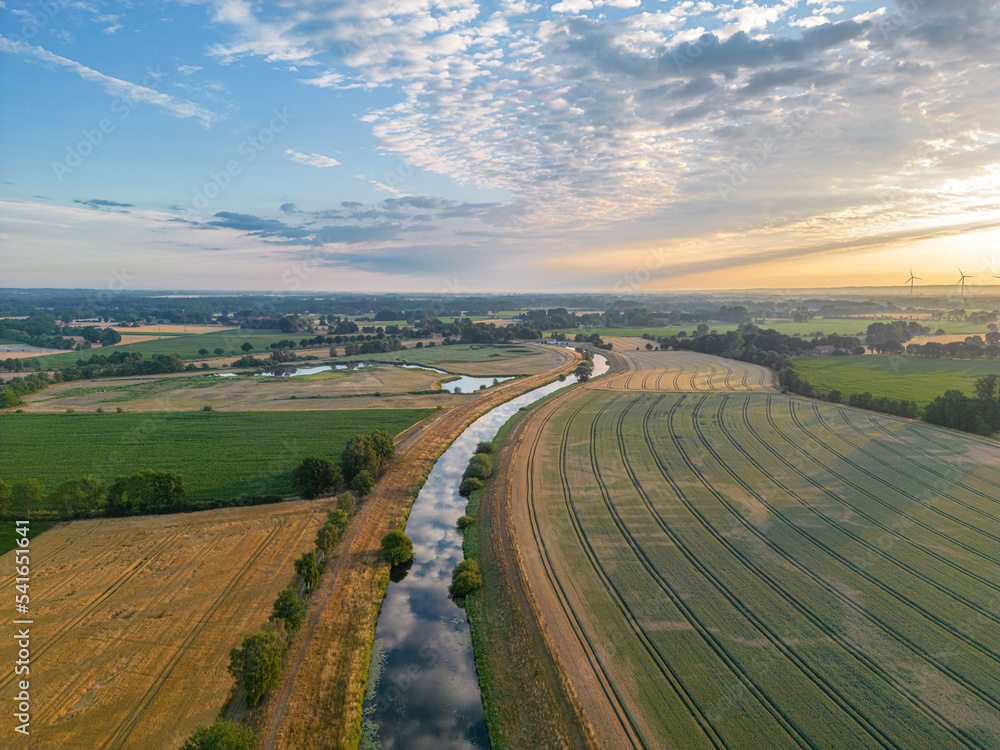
[
  {"left": 177, "top": 64, "right": 202, "bottom": 75},
  {"left": 102, "top": 24, "right": 122, "bottom": 35},
  {"left": 0, "top": 36, "right": 221, "bottom": 126},
  {"left": 74, "top": 198, "right": 134, "bottom": 210},
  {"left": 284, "top": 148, "right": 340, "bottom": 168},
  {"left": 279, "top": 202, "right": 298, "bottom": 214}
]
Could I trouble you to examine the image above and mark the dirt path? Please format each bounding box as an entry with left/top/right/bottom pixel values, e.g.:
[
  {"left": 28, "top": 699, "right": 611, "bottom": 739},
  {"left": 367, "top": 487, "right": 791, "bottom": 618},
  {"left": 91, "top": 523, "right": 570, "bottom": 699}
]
[{"left": 252, "top": 346, "right": 581, "bottom": 749}]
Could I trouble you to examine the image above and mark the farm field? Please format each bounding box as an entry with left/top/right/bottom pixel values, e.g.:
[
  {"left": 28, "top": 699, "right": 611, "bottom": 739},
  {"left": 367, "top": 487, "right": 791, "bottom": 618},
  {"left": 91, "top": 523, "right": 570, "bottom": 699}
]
[
  {"left": 601, "top": 337, "right": 776, "bottom": 391},
  {"left": 511, "top": 387, "right": 1000, "bottom": 749},
  {"left": 0, "top": 409, "right": 432, "bottom": 508},
  {"left": 796, "top": 355, "right": 1000, "bottom": 406},
  {"left": 20, "top": 366, "right": 457, "bottom": 413},
  {"left": 0, "top": 500, "right": 330, "bottom": 749},
  {"left": 30, "top": 329, "right": 294, "bottom": 367},
  {"left": 330, "top": 342, "right": 564, "bottom": 376}
]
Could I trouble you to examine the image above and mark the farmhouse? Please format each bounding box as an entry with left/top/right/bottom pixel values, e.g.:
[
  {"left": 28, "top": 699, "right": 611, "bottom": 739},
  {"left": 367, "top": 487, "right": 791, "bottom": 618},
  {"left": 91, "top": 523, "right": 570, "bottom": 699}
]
[{"left": 809, "top": 345, "right": 837, "bottom": 356}]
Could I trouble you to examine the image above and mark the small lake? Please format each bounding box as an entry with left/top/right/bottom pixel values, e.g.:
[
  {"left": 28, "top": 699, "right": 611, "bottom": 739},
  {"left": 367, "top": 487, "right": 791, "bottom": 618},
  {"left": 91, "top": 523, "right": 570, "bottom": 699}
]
[
  {"left": 212, "top": 362, "right": 514, "bottom": 393},
  {"left": 361, "top": 355, "right": 608, "bottom": 749}
]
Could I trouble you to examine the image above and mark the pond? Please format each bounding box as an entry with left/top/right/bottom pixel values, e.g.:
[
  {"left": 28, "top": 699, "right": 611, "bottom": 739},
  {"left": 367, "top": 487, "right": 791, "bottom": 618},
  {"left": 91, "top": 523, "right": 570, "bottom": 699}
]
[
  {"left": 212, "top": 362, "right": 514, "bottom": 392},
  {"left": 361, "top": 354, "right": 608, "bottom": 749}
]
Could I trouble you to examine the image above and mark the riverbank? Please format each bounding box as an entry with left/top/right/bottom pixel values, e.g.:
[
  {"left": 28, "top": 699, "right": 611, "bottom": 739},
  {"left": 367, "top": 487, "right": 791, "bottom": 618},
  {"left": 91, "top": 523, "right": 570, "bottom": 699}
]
[
  {"left": 461, "top": 349, "right": 618, "bottom": 748},
  {"left": 250, "top": 345, "right": 581, "bottom": 748}
]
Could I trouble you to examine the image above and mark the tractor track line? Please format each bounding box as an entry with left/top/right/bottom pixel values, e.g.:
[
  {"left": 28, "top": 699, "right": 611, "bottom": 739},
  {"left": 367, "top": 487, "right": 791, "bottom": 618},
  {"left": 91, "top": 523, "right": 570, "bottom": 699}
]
[
  {"left": 101, "top": 518, "right": 288, "bottom": 750},
  {"left": 525, "top": 394, "right": 649, "bottom": 749}
]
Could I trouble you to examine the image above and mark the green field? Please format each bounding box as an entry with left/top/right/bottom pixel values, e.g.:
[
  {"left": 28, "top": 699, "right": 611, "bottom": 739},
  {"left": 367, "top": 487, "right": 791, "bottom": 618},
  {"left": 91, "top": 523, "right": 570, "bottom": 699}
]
[
  {"left": 31, "top": 329, "right": 294, "bottom": 367},
  {"left": 796, "top": 355, "right": 1000, "bottom": 406},
  {"left": 526, "top": 389, "right": 1000, "bottom": 748},
  {"left": 0, "top": 409, "right": 432, "bottom": 508}
]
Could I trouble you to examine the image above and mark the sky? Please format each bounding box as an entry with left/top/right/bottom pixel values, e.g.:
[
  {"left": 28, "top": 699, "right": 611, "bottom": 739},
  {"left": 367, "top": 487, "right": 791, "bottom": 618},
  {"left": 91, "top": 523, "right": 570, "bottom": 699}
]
[{"left": 1, "top": 0, "right": 1000, "bottom": 293}]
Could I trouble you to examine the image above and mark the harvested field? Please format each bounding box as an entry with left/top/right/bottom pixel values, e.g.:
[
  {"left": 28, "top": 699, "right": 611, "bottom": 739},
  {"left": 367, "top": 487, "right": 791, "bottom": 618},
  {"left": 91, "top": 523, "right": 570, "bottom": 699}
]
[
  {"left": 21, "top": 366, "right": 456, "bottom": 413},
  {"left": 0, "top": 501, "right": 330, "bottom": 749},
  {"left": 599, "top": 337, "right": 776, "bottom": 392},
  {"left": 508, "top": 388, "right": 1000, "bottom": 749}
]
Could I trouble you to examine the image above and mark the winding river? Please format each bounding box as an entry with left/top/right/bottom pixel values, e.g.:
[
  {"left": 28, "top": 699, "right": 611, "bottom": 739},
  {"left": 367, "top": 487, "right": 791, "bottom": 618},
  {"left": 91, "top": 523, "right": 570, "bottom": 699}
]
[{"left": 361, "top": 354, "right": 609, "bottom": 749}]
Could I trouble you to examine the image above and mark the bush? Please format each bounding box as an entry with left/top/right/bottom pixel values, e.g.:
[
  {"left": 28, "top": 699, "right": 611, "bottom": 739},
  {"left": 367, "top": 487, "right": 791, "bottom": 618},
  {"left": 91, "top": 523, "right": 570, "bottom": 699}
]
[
  {"left": 291, "top": 457, "right": 342, "bottom": 500},
  {"left": 449, "top": 558, "right": 483, "bottom": 599},
  {"left": 462, "top": 453, "right": 492, "bottom": 481},
  {"left": 474, "top": 441, "right": 494, "bottom": 454},
  {"left": 202, "top": 405, "right": 213, "bottom": 412},
  {"left": 457, "top": 515, "right": 474, "bottom": 529},
  {"left": 381, "top": 530, "right": 414, "bottom": 565},
  {"left": 180, "top": 718, "right": 257, "bottom": 750},
  {"left": 351, "top": 469, "right": 375, "bottom": 497},
  {"left": 458, "top": 477, "right": 482, "bottom": 498}
]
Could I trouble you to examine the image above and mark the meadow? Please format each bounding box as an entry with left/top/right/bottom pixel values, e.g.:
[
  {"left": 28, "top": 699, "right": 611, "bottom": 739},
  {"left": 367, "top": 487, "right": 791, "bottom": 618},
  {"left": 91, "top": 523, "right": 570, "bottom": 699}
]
[
  {"left": 0, "top": 409, "right": 432, "bottom": 508},
  {"left": 30, "top": 329, "right": 294, "bottom": 367},
  {"left": 0, "top": 500, "right": 330, "bottom": 749},
  {"left": 795, "top": 355, "right": 1000, "bottom": 406},
  {"left": 517, "top": 388, "right": 1000, "bottom": 749}
]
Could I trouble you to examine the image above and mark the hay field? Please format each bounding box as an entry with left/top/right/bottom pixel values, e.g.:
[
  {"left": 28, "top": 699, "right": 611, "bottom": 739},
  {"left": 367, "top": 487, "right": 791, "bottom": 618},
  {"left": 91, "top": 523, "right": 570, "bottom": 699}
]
[
  {"left": 21, "top": 366, "right": 452, "bottom": 413},
  {"left": 509, "top": 386, "right": 1000, "bottom": 748},
  {"left": 600, "top": 337, "right": 776, "bottom": 391},
  {"left": 0, "top": 501, "right": 330, "bottom": 749}
]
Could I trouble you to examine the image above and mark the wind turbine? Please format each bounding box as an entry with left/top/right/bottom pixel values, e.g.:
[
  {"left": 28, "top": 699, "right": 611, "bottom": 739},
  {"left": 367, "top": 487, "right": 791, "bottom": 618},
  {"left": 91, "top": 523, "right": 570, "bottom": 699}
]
[
  {"left": 956, "top": 268, "right": 973, "bottom": 301},
  {"left": 905, "top": 268, "right": 921, "bottom": 296}
]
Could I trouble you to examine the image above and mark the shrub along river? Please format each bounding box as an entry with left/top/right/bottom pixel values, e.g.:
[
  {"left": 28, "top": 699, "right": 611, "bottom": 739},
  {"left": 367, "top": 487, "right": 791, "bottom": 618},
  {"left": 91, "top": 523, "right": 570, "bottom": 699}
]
[{"left": 361, "top": 354, "right": 609, "bottom": 750}]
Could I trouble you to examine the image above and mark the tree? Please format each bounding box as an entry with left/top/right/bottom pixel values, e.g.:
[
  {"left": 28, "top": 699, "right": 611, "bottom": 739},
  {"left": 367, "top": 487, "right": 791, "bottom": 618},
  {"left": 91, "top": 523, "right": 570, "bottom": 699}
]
[
  {"left": 269, "top": 586, "right": 305, "bottom": 632},
  {"left": 100, "top": 328, "right": 122, "bottom": 346},
  {"left": 381, "top": 530, "right": 414, "bottom": 565},
  {"left": 0, "top": 478, "right": 10, "bottom": 516},
  {"left": 294, "top": 549, "right": 320, "bottom": 592},
  {"left": 228, "top": 630, "right": 285, "bottom": 708},
  {"left": 240, "top": 342, "right": 254, "bottom": 352},
  {"left": 316, "top": 522, "right": 339, "bottom": 556},
  {"left": 475, "top": 441, "right": 494, "bottom": 455},
  {"left": 180, "top": 719, "right": 257, "bottom": 750},
  {"left": 50, "top": 476, "right": 104, "bottom": 518},
  {"left": 350, "top": 469, "right": 375, "bottom": 497},
  {"left": 449, "top": 559, "right": 483, "bottom": 599},
  {"left": 214, "top": 347, "right": 225, "bottom": 356},
  {"left": 695, "top": 323, "right": 710, "bottom": 336},
  {"left": 106, "top": 470, "right": 183, "bottom": 515},
  {"left": 291, "top": 457, "right": 341, "bottom": 500},
  {"left": 11, "top": 479, "right": 45, "bottom": 519},
  {"left": 336, "top": 491, "right": 354, "bottom": 515},
  {"left": 327, "top": 508, "right": 350, "bottom": 534}
]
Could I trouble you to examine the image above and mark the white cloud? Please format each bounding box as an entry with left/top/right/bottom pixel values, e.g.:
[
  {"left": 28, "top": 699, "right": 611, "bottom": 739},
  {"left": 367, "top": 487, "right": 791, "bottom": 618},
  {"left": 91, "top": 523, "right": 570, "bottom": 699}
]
[
  {"left": 177, "top": 64, "right": 202, "bottom": 75},
  {"left": 0, "top": 36, "right": 222, "bottom": 126},
  {"left": 102, "top": 24, "right": 122, "bottom": 35},
  {"left": 285, "top": 149, "right": 340, "bottom": 168}
]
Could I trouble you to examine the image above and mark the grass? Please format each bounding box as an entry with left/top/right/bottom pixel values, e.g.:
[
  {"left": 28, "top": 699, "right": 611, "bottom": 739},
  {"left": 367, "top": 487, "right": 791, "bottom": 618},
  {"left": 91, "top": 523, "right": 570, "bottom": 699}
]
[
  {"left": 0, "top": 409, "right": 433, "bottom": 508},
  {"left": 0, "top": 519, "right": 55, "bottom": 555},
  {"left": 523, "top": 388, "right": 1000, "bottom": 748},
  {"left": 332, "top": 343, "right": 538, "bottom": 369},
  {"left": 795, "top": 355, "right": 1000, "bottom": 406},
  {"left": 30, "top": 329, "right": 295, "bottom": 367}
]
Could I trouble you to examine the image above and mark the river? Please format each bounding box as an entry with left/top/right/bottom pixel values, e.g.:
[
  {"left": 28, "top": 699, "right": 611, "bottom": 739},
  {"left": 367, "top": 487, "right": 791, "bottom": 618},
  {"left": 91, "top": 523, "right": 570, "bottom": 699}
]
[{"left": 361, "top": 353, "right": 609, "bottom": 749}]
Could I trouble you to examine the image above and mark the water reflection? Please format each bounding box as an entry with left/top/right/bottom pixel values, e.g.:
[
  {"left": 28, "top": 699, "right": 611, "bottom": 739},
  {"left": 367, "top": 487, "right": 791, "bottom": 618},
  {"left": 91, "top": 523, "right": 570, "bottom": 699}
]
[{"left": 363, "top": 355, "right": 608, "bottom": 749}]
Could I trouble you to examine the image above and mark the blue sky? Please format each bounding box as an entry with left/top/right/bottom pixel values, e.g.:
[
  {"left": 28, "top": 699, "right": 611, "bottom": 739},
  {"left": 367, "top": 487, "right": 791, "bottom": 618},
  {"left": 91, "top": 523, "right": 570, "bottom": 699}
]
[{"left": 2, "top": 0, "right": 1000, "bottom": 292}]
